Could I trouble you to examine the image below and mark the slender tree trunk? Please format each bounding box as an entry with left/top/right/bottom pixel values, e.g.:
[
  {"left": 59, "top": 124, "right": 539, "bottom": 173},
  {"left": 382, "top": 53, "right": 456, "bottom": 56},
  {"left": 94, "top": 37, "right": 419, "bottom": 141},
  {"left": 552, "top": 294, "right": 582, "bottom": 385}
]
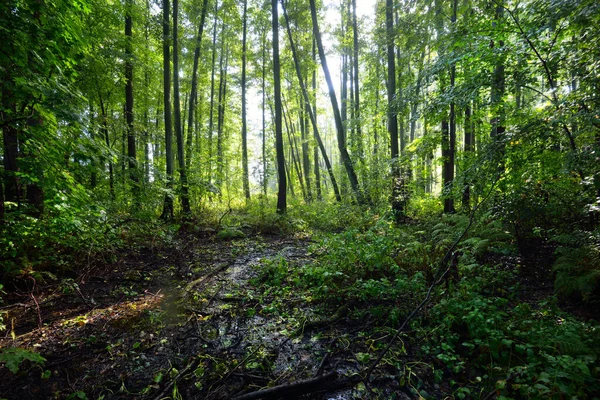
[
  {"left": 309, "top": 0, "right": 363, "bottom": 203},
  {"left": 173, "top": 0, "right": 190, "bottom": 213},
  {"left": 281, "top": 1, "right": 341, "bottom": 201},
  {"left": 216, "top": 42, "right": 228, "bottom": 192},
  {"left": 300, "top": 97, "right": 312, "bottom": 202},
  {"left": 283, "top": 104, "right": 306, "bottom": 200},
  {"left": 90, "top": 103, "right": 97, "bottom": 189},
  {"left": 162, "top": 0, "right": 174, "bottom": 219},
  {"left": 386, "top": 0, "right": 398, "bottom": 162},
  {"left": 207, "top": 1, "right": 219, "bottom": 184},
  {"left": 351, "top": 0, "right": 362, "bottom": 158},
  {"left": 491, "top": 1, "right": 506, "bottom": 169},
  {"left": 312, "top": 39, "right": 322, "bottom": 200},
  {"left": 241, "top": 0, "right": 250, "bottom": 201},
  {"left": 186, "top": 0, "right": 209, "bottom": 171},
  {"left": 261, "top": 29, "right": 268, "bottom": 197},
  {"left": 99, "top": 97, "right": 115, "bottom": 199},
  {"left": 125, "top": 0, "right": 137, "bottom": 198},
  {"left": 273, "top": 0, "right": 286, "bottom": 213},
  {"left": 462, "top": 102, "right": 474, "bottom": 209}
]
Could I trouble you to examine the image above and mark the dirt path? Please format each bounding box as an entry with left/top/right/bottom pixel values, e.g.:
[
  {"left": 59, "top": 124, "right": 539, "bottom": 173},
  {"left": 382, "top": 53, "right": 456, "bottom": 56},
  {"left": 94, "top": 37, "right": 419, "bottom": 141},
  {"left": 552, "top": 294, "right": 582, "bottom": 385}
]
[{"left": 1, "top": 233, "right": 366, "bottom": 399}]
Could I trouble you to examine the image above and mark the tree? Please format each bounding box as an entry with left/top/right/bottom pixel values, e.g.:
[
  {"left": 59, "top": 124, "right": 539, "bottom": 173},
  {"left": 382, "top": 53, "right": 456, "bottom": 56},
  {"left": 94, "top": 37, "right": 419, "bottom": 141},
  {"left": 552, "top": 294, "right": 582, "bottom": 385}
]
[
  {"left": 172, "top": 0, "right": 190, "bottom": 213},
  {"left": 161, "top": 0, "right": 174, "bottom": 219},
  {"left": 125, "top": 0, "right": 138, "bottom": 200},
  {"left": 241, "top": 0, "right": 250, "bottom": 201},
  {"left": 273, "top": 0, "right": 286, "bottom": 213},
  {"left": 281, "top": 0, "right": 341, "bottom": 202},
  {"left": 309, "top": 0, "right": 364, "bottom": 204}
]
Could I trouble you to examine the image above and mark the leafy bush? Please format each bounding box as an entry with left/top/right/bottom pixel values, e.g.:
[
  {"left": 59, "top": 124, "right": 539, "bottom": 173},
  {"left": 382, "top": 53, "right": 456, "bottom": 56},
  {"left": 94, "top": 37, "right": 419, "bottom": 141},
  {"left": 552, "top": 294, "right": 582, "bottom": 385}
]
[
  {"left": 423, "top": 278, "right": 600, "bottom": 399},
  {"left": 553, "top": 229, "right": 600, "bottom": 302}
]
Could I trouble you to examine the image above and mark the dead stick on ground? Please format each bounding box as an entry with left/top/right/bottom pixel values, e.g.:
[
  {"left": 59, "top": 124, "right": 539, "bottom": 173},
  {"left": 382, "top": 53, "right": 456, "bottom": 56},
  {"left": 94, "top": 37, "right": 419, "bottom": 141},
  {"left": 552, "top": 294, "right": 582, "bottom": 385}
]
[
  {"left": 231, "top": 371, "right": 338, "bottom": 400},
  {"left": 364, "top": 177, "right": 500, "bottom": 383}
]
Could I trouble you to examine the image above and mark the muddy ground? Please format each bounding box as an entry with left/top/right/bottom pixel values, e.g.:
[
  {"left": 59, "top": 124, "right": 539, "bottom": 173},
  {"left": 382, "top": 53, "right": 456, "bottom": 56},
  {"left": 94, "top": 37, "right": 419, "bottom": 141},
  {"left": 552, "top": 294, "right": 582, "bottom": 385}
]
[{"left": 0, "top": 232, "right": 420, "bottom": 399}]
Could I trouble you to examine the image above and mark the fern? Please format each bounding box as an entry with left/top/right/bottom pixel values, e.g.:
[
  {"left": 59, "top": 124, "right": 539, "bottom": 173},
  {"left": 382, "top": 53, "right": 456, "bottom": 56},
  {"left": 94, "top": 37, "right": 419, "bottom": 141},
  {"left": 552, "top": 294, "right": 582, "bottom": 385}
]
[{"left": 554, "top": 244, "right": 600, "bottom": 301}]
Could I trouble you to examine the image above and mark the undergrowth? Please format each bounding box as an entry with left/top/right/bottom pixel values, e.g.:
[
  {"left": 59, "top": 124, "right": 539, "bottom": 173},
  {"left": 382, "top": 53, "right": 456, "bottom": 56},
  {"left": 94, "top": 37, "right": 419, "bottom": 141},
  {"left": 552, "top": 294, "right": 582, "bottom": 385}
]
[{"left": 248, "top": 202, "right": 600, "bottom": 399}]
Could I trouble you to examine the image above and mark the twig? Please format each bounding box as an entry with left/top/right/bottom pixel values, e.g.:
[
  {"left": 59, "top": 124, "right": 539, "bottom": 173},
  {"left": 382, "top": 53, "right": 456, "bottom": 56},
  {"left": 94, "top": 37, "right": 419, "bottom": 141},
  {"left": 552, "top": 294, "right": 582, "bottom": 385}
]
[
  {"left": 152, "top": 357, "right": 200, "bottom": 400},
  {"left": 28, "top": 276, "right": 43, "bottom": 329}
]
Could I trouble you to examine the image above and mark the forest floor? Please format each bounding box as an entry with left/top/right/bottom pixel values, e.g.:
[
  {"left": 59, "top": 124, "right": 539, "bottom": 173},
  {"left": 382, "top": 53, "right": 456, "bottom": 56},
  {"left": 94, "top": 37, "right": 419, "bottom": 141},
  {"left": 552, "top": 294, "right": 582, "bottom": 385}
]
[
  {"left": 0, "top": 231, "right": 416, "bottom": 399},
  {"left": 1, "top": 224, "right": 598, "bottom": 400}
]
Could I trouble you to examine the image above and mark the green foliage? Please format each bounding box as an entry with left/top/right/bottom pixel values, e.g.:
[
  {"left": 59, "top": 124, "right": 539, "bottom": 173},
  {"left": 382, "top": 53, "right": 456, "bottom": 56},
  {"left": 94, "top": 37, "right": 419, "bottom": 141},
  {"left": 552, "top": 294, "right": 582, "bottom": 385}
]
[
  {"left": 553, "top": 229, "right": 600, "bottom": 302},
  {"left": 423, "top": 275, "right": 600, "bottom": 398},
  {"left": 0, "top": 348, "right": 46, "bottom": 374}
]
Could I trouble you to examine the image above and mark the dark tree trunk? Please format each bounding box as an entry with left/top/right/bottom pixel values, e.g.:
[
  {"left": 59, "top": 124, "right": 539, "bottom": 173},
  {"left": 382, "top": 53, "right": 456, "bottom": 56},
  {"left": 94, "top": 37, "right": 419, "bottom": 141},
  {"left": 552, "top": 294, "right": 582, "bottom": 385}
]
[
  {"left": 125, "top": 0, "right": 138, "bottom": 196},
  {"left": 491, "top": 2, "right": 506, "bottom": 170},
  {"left": 161, "top": 0, "right": 174, "bottom": 219},
  {"left": 261, "top": 29, "right": 268, "bottom": 197},
  {"left": 173, "top": 0, "right": 190, "bottom": 213},
  {"left": 273, "top": 0, "right": 286, "bottom": 213},
  {"left": 462, "top": 102, "right": 474, "bottom": 209},
  {"left": 309, "top": 0, "right": 363, "bottom": 203},
  {"left": 386, "top": 0, "right": 398, "bottom": 162}
]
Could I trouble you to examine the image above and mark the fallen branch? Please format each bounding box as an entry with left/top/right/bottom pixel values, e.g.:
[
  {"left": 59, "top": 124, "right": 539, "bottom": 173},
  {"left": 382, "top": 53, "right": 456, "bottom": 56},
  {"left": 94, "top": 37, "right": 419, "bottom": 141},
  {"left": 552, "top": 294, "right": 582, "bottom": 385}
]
[{"left": 231, "top": 371, "right": 339, "bottom": 400}]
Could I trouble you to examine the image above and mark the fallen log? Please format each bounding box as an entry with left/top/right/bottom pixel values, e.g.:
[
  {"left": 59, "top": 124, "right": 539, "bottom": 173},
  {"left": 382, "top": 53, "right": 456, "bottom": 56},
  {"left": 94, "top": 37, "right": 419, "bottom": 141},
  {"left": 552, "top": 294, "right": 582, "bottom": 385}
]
[{"left": 231, "top": 371, "right": 347, "bottom": 400}]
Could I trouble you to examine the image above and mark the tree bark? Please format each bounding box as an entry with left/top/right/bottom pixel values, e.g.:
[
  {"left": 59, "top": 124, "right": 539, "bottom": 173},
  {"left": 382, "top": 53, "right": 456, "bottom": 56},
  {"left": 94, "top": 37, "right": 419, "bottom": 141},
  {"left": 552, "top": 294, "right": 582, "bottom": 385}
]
[
  {"left": 173, "top": 0, "right": 190, "bottom": 213},
  {"left": 273, "top": 0, "right": 286, "bottom": 213},
  {"left": 125, "top": 0, "right": 138, "bottom": 199},
  {"left": 161, "top": 0, "right": 174, "bottom": 219},
  {"left": 241, "top": 0, "right": 250, "bottom": 201}
]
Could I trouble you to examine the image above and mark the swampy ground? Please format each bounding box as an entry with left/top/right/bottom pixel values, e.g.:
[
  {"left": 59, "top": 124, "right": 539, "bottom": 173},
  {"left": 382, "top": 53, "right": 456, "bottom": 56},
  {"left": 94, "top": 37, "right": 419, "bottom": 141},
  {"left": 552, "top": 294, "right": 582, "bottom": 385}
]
[
  {"left": 1, "top": 212, "right": 599, "bottom": 400},
  {"left": 0, "top": 230, "right": 411, "bottom": 399}
]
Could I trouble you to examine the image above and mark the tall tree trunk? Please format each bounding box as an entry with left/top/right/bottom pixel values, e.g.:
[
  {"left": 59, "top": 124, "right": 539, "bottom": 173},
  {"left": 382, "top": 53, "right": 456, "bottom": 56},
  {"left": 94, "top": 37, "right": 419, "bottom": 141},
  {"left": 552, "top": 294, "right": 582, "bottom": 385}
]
[
  {"left": 300, "top": 96, "right": 312, "bottom": 202},
  {"left": 89, "top": 103, "right": 97, "bottom": 189},
  {"left": 241, "top": 0, "right": 250, "bottom": 201},
  {"left": 2, "top": 92, "right": 19, "bottom": 205},
  {"left": 283, "top": 103, "right": 306, "bottom": 200},
  {"left": 351, "top": 0, "right": 362, "bottom": 158},
  {"left": 386, "top": 0, "right": 398, "bottom": 162},
  {"left": 173, "top": 0, "right": 190, "bottom": 213},
  {"left": 261, "top": 29, "right": 268, "bottom": 197},
  {"left": 313, "top": 39, "right": 322, "bottom": 201},
  {"left": 125, "top": 0, "right": 138, "bottom": 197},
  {"left": 186, "top": 0, "right": 209, "bottom": 171},
  {"left": 281, "top": 1, "right": 341, "bottom": 201},
  {"left": 216, "top": 42, "right": 229, "bottom": 193},
  {"left": 490, "top": 1, "right": 505, "bottom": 170},
  {"left": 207, "top": 1, "right": 219, "bottom": 184},
  {"left": 443, "top": 0, "right": 457, "bottom": 213},
  {"left": 309, "top": 0, "right": 363, "bottom": 203},
  {"left": 161, "top": 0, "right": 174, "bottom": 219},
  {"left": 273, "top": 0, "right": 286, "bottom": 213},
  {"left": 462, "top": 102, "right": 474, "bottom": 209}
]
